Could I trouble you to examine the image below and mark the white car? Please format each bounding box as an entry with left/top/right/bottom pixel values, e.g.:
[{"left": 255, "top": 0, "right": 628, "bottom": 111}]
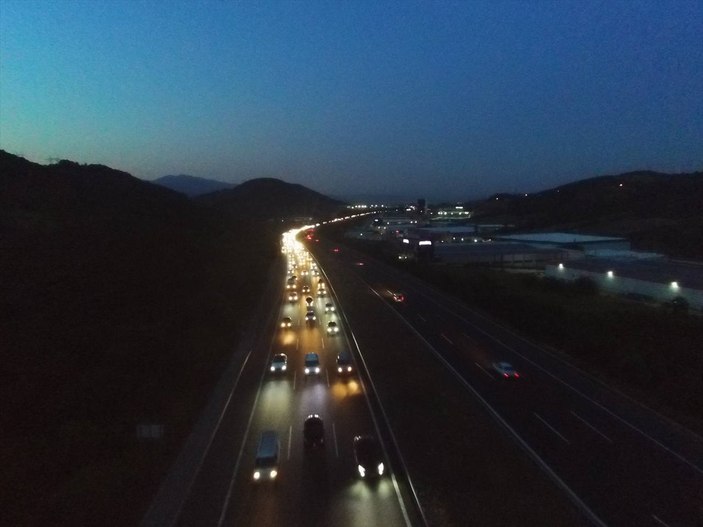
[
  {"left": 270, "top": 353, "right": 288, "bottom": 373},
  {"left": 326, "top": 321, "right": 339, "bottom": 335},
  {"left": 324, "top": 302, "right": 335, "bottom": 313}
]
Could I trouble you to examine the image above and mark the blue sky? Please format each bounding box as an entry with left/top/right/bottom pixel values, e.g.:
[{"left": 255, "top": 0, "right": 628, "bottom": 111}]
[{"left": 1, "top": 0, "right": 701, "bottom": 200}]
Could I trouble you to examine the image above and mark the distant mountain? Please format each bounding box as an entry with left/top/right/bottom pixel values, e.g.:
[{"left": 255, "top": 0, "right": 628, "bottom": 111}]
[
  {"left": 471, "top": 170, "right": 703, "bottom": 258},
  {"left": 197, "top": 177, "right": 347, "bottom": 220},
  {"left": 151, "top": 174, "right": 234, "bottom": 197}
]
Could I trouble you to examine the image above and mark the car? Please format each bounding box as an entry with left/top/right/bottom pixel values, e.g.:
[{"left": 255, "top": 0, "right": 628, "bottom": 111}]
[
  {"left": 353, "top": 435, "right": 384, "bottom": 478},
  {"left": 280, "top": 317, "right": 292, "bottom": 329},
  {"left": 305, "top": 296, "right": 314, "bottom": 307},
  {"left": 270, "top": 353, "right": 288, "bottom": 373},
  {"left": 332, "top": 247, "right": 340, "bottom": 253},
  {"left": 288, "top": 291, "right": 299, "bottom": 302},
  {"left": 392, "top": 292, "right": 405, "bottom": 302},
  {"left": 303, "top": 414, "right": 325, "bottom": 447},
  {"left": 317, "top": 288, "right": 326, "bottom": 297},
  {"left": 253, "top": 431, "right": 279, "bottom": 481},
  {"left": 301, "top": 269, "right": 309, "bottom": 276},
  {"left": 304, "top": 353, "right": 321, "bottom": 375},
  {"left": 336, "top": 350, "right": 353, "bottom": 374},
  {"left": 311, "top": 269, "right": 319, "bottom": 276},
  {"left": 324, "top": 302, "right": 335, "bottom": 313},
  {"left": 326, "top": 321, "right": 339, "bottom": 335},
  {"left": 302, "top": 285, "right": 311, "bottom": 294},
  {"left": 492, "top": 361, "right": 520, "bottom": 379},
  {"left": 305, "top": 310, "right": 316, "bottom": 324}
]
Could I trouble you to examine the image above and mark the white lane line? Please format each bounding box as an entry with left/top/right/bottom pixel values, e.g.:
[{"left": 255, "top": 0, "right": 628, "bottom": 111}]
[
  {"left": 423, "top": 291, "right": 703, "bottom": 475},
  {"left": 287, "top": 425, "right": 292, "bottom": 460},
  {"left": 296, "top": 337, "right": 299, "bottom": 350},
  {"left": 321, "top": 336, "right": 325, "bottom": 349},
  {"left": 440, "top": 333, "right": 453, "bottom": 345},
  {"left": 474, "top": 362, "right": 494, "bottom": 379},
  {"left": 417, "top": 314, "right": 426, "bottom": 322},
  {"left": 570, "top": 410, "right": 613, "bottom": 443},
  {"left": 651, "top": 514, "right": 672, "bottom": 526},
  {"left": 534, "top": 413, "right": 570, "bottom": 444},
  {"left": 332, "top": 422, "right": 339, "bottom": 458},
  {"left": 292, "top": 371, "right": 297, "bottom": 391},
  {"left": 326, "top": 368, "right": 330, "bottom": 388}
]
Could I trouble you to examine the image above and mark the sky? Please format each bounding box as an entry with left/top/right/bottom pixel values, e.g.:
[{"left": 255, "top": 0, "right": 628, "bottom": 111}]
[{"left": 1, "top": 0, "right": 702, "bottom": 201}]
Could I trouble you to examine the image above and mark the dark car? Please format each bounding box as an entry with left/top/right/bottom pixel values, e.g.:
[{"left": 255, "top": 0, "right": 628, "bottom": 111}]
[
  {"left": 353, "top": 435, "right": 384, "bottom": 478},
  {"left": 303, "top": 414, "right": 325, "bottom": 447},
  {"left": 336, "top": 350, "right": 353, "bottom": 375}
]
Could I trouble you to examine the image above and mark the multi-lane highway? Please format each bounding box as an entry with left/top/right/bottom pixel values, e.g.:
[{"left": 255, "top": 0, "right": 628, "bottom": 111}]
[
  {"left": 147, "top": 237, "right": 417, "bottom": 527},
  {"left": 309, "top": 237, "right": 703, "bottom": 527}
]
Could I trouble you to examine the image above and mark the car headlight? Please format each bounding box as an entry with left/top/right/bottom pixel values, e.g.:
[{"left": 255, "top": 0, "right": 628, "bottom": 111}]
[
  {"left": 270, "top": 469, "right": 277, "bottom": 479},
  {"left": 305, "top": 368, "right": 310, "bottom": 374},
  {"left": 270, "top": 366, "right": 275, "bottom": 372},
  {"left": 378, "top": 463, "right": 384, "bottom": 475},
  {"left": 337, "top": 367, "right": 342, "bottom": 373},
  {"left": 347, "top": 366, "right": 352, "bottom": 372},
  {"left": 253, "top": 471, "right": 261, "bottom": 480},
  {"left": 358, "top": 465, "right": 366, "bottom": 477},
  {"left": 282, "top": 365, "right": 286, "bottom": 371},
  {"left": 315, "top": 367, "right": 320, "bottom": 373}
]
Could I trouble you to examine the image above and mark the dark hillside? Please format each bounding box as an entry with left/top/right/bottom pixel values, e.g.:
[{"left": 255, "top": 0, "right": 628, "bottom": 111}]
[
  {"left": 197, "top": 177, "right": 346, "bottom": 220},
  {"left": 151, "top": 174, "right": 234, "bottom": 197},
  {"left": 0, "top": 151, "right": 278, "bottom": 526},
  {"left": 471, "top": 170, "right": 703, "bottom": 258}
]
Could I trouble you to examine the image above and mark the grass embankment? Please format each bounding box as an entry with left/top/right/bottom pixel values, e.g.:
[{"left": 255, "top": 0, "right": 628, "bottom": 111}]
[
  {"left": 1, "top": 218, "right": 278, "bottom": 526},
  {"left": 322, "top": 224, "right": 703, "bottom": 435}
]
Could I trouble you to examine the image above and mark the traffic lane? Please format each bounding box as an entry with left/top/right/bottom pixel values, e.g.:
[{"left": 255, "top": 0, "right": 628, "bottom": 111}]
[
  {"left": 375, "top": 275, "right": 702, "bottom": 526},
  {"left": 357, "top": 248, "right": 703, "bottom": 471},
  {"left": 224, "top": 354, "right": 405, "bottom": 526},
  {"left": 223, "top": 296, "right": 407, "bottom": 526},
  {"left": 312, "top": 243, "right": 591, "bottom": 526},
  {"left": 339, "top": 250, "right": 703, "bottom": 526}
]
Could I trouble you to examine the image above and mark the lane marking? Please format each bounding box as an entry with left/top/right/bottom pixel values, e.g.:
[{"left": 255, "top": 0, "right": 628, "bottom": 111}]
[
  {"left": 321, "top": 336, "right": 325, "bottom": 349},
  {"left": 652, "top": 514, "right": 672, "bottom": 527},
  {"left": 534, "top": 413, "right": 570, "bottom": 444},
  {"left": 570, "top": 410, "right": 613, "bottom": 443},
  {"left": 293, "top": 371, "right": 297, "bottom": 391},
  {"left": 417, "top": 286, "right": 703, "bottom": 475},
  {"left": 417, "top": 314, "right": 426, "bottom": 323},
  {"left": 474, "top": 362, "right": 494, "bottom": 379},
  {"left": 332, "top": 421, "right": 339, "bottom": 458},
  {"left": 326, "top": 368, "right": 330, "bottom": 388},
  {"left": 296, "top": 337, "right": 299, "bottom": 350},
  {"left": 440, "top": 333, "right": 453, "bottom": 345},
  {"left": 287, "top": 425, "right": 292, "bottom": 460},
  {"left": 356, "top": 269, "right": 603, "bottom": 527}
]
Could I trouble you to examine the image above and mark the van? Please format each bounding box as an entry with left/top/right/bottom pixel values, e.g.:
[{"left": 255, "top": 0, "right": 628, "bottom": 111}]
[{"left": 253, "top": 430, "right": 280, "bottom": 481}]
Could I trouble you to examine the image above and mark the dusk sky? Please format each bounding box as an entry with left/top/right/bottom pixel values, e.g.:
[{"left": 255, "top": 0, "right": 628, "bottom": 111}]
[{"left": 1, "top": 0, "right": 701, "bottom": 200}]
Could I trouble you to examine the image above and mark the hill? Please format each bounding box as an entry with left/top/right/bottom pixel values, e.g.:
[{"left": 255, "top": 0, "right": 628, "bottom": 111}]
[
  {"left": 197, "top": 177, "right": 346, "bottom": 220},
  {"left": 151, "top": 174, "right": 234, "bottom": 197},
  {"left": 471, "top": 170, "right": 703, "bottom": 259},
  {"left": 0, "top": 150, "right": 278, "bottom": 526}
]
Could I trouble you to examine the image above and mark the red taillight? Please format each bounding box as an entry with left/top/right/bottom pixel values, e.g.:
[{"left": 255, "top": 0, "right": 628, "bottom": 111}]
[
  {"left": 514, "top": 373, "right": 520, "bottom": 378},
  {"left": 503, "top": 373, "right": 509, "bottom": 378}
]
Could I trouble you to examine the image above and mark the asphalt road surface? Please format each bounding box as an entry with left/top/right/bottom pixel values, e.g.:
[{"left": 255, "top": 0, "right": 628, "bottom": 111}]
[
  {"left": 311, "top": 238, "right": 703, "bottom": 527},
  {"left": 170, "top": 244, "right": 415, "bottom": 527}
]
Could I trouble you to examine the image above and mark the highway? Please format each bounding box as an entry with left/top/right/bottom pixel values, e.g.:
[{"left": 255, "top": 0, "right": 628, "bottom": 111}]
[
  {"left": 309, "top": 237, "right": 703, "bottom": 527},
  {"left": 169, "top": 239, "right": 415, "bottom": 527}
]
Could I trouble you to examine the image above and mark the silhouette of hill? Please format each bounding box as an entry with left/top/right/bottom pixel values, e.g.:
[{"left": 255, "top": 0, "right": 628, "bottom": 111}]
[
  {"left": 197, "top": 177, "right": 346, "bottom": 220},
  {"left": 0, "top": 150, "right": 278, "bottom": 526},
  {"left": 471, "top": 170, "right": 703, "bottom": 259},
  {"left": 151, "top": 174, "right": 234, "bottom": 197}
]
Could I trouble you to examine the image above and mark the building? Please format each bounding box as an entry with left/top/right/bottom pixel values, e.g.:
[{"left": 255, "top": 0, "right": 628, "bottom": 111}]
[{"left": 495, "top": 233, "right": 631, "bottom": 255}]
